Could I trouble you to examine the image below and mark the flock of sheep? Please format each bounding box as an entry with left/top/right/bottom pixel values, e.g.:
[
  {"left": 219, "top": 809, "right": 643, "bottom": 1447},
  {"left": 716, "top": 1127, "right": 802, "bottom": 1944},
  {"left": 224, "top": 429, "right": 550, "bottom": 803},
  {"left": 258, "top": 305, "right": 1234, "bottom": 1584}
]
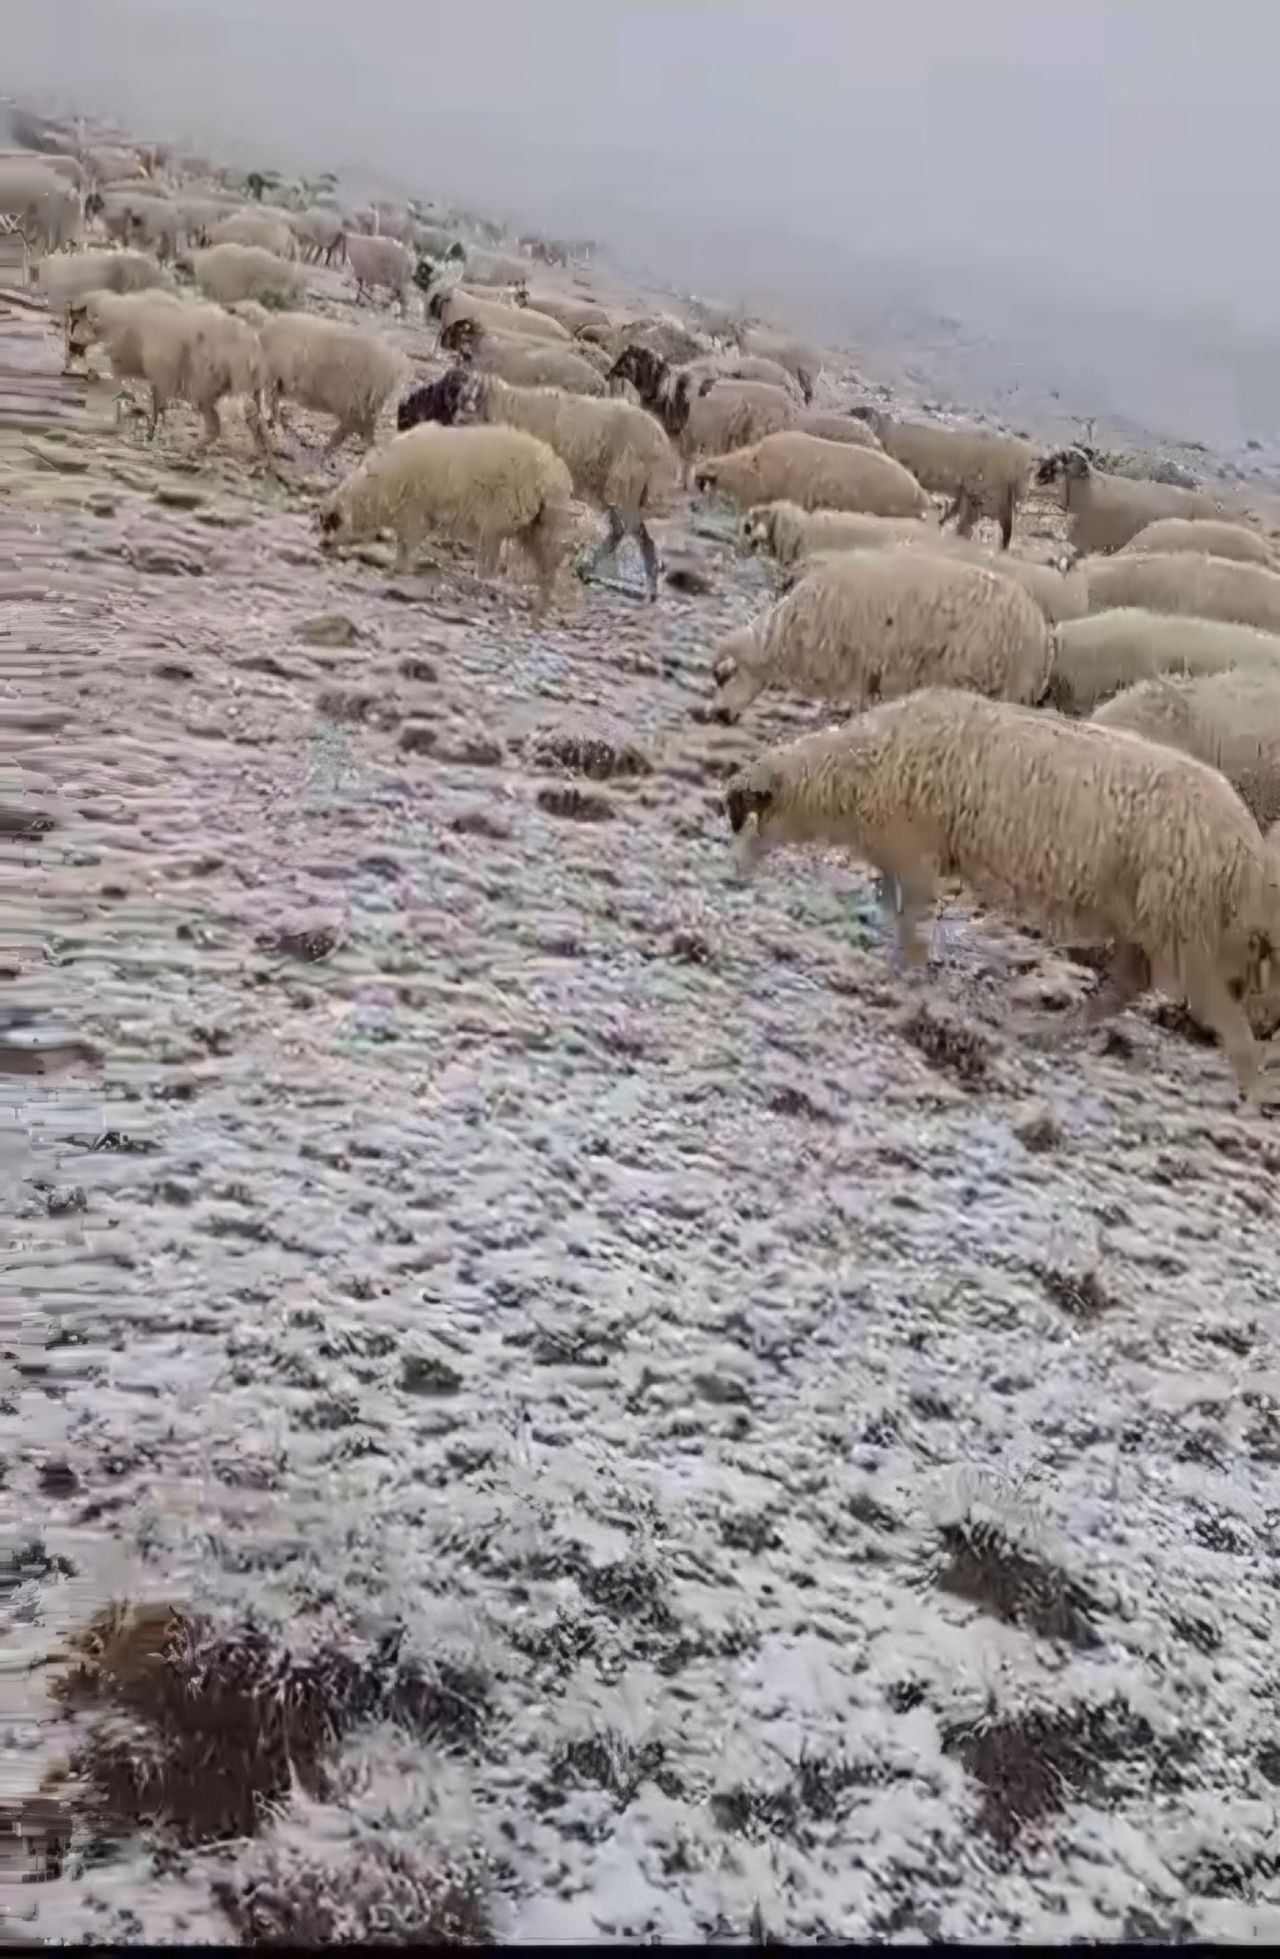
[{"left": 9, "top": 106, "right": 1280, "bottom": 1111}]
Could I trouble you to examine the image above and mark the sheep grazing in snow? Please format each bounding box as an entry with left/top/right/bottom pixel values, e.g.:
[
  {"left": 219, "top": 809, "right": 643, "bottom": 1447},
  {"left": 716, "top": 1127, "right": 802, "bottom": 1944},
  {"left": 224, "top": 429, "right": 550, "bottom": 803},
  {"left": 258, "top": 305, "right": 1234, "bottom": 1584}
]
[
  {"left": 1036, "top": 447, "right": 1226, "bottom": 555},
  {"left": 439, "top": 316, "right": 605, "bottom": 397},
  {"left": 316, "top": 422, "right": 580, "bottom": 614},
  {"left": 683, "top": 351, "right": 805, "bottom": 401},
  {"left": 342, "top": 233, "right": 415, "bottom": 313},
  {"left": 788, "top": 539, "right": 1087, "bottom": 625},
  {"left": 180, "top": 241, "right": 306, "bottom": 310},
  {"left": 707, "top": 549, "right": 1051, "bottom": 722},
  {"left": 67, "top": 289, "right": 271, "bottom": 463},
  {"left": 232, "top": 304, "right": 407, "bottom": 453},
  {"left": 1083, "top": 551, "right": 1280, "bottom": 636},
  {"left": 0, "top": 159, "right": 82, "bottom": 276},
  {"left": 1049, "top": 609, "right": 1280, "bottom": 714},
  {"left": 511, "top": 282, "right": 613, "bottom": 337},
  {"left": 735, "top": 327, "right": 822, "bottom": 403},
  {"left": 39, "top": 248, "right": 171, "bottom": 322},
  {"left": 696, "top": 432, "right": 931, "bottom": 520},
  {"left": 794, "top": 410, "right": 884, "bottom": 450},
  {"left": 743, "top": 500, "right": 938, "bottom": 567},
  {"left": 1115, "top": 516, "right": 1275, "bottom": 568},
  {"left": 1091, "top": 668, "right": 1280, "bottom": 830},
  {"left": 397, "top": 365, "right": 677, "bottom": 601},
  {"left": 209, "top": 209, "right": 298, "bottom": 260},
  {"left": 723, "top": 687, "right": 1280, "bottom": 1106},
  {"left": 431, "top": 286, "right": 570, "bottom": 344},
  {"left": 851, "top": 410, "right": 1036, "bottom": 550},
  {"left": 290, "top": 206, "right": 346, "bottom": 266}
]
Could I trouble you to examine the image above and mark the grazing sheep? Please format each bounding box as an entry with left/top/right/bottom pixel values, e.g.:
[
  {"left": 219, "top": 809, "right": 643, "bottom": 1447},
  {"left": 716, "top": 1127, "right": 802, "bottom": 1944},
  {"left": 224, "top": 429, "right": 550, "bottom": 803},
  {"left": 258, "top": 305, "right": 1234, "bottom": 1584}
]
[
  {"left": 439, "top": 316, "right": 605, "bottom": 396},
  {"left": 736, "top": 327, "right": 822, "bottom": 403},
  {"left": 290, "top": 205, "right": 346, "bottom": 266},
  {"left": 683, "top": 351, "right": 805, "bottom": 401},
  {"left": 1083, "top": 552, "right": 1280, "bottom": 635},
  {"left": 724, "top": 687, "right": 1280, "bottom": 1104},
  {"left": 795, "top": 410, "right": 884, "bottom": 449},
  {"left": 182, "top": 241, "right": 305, "bottom": 310},
  {"left": 744, "top": 500, "right": 937, "bottom": 566},
  {"left": 852, "top": 411, "right": 1035, "bottom": 549},
  {"left": 1047, "top": 609, "right": 1280, "bottom": 714},
  {"left": 398, "top": 365, "right": 677, "bottom": 600},
  {"left": 1092, "top": 668, "right": 1280, "bottom": 829},
  {"left": 316, "top": 422, "right": 579, "bottom": 613},
  {"left": 789, "top": 539, "right": 1088, "bottom": 625},
  {"left": 39, "top": 248, "right": 170, "bottom": 316},
  {"left": 709, "top": 551, "right": 1051, "bottom": 721},
  {"left": 590, "top": 314, "right": 708, "bottom": 365},
  {"left": 233, "top": 304, "right": 407, "bottom": 452},
  {"left": 209, "top": 209, "right": 298, "bottom": 260},
  {"left": 343, "top": 232, "right": 414, "bottom": 312},
  {"left": 1036, "top": 447, "right": 1226, "bottom": 554},
  {"left": 677, "top": 379, "right": 799, "bottom": 480},
  {"left": 696, "top": 432, "right": 932, "bottom": 519},
  {"left": 465, "top": 249, "right": 533, "bottom": 288},
  {"left": 1116, "top": 516, "right": 1274, "bottom": 567},
  {"left": 90, "top": 187, "right": 188, "bottom": 261},
  {"left": 82, "top": 145, "right": 147, "bottom": 185},
  {"left": 431, "top": 286, "right": 570, "bottom": 343},
  {"left": 66, "top": 289, "right": 271, "bottom": 461},
  {"left": 0, "top": 160, "right": 82, "bottom": 273},
  {"left": 512, "top": 283, "right": 612, "bottom": 336}
]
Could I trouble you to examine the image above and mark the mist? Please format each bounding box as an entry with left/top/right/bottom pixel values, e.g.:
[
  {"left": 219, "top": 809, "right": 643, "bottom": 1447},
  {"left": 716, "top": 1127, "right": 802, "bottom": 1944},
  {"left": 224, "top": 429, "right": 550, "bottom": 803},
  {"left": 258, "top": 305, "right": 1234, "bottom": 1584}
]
[{"left": 7, "top": 0, "right": 1280, "bottom": 448}]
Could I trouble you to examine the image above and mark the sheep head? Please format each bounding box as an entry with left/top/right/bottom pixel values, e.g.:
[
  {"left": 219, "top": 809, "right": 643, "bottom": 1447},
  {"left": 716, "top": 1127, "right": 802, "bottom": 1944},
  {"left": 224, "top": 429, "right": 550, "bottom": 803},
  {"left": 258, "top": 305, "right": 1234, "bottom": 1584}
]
[
  {"left": 606, "top": 343, "right": 667, "bottom": 404},
  {"left": 724, "top": 759, "right": 782, "bottom": 855},
  {"left": 315, "top": 500, "right": 348, "bottom": 551},
  {"left": 64, "top": 301, "right": 96, "bottom": 359},
  {"left": 1035, "top": 447, "right": 1091, "bottom": 488},
  {"left": 511, "top": 279, "right": 530, "bottom": 306},
  {"left": 439, "top": 316, "right": 478, "bottom": 360}
]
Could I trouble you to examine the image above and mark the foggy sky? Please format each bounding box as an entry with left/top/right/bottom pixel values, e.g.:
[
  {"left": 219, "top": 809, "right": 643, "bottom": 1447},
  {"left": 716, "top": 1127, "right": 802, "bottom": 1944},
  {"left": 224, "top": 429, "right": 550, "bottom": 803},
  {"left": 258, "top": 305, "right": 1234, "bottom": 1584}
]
[{"left": 8, "top": 0, "right": 1279, "bottom": 324}]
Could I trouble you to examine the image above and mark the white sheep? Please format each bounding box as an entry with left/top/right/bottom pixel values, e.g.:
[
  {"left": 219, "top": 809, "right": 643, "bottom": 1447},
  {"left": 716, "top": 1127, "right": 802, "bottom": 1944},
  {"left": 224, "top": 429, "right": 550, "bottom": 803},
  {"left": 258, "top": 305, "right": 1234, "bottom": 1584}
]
[
  {"left": 433, "top": 286, "right": 571, "bottom": 344},
  {"left": 683, "top": 351, "right": 805, "bottom": 401},
  {"left": 438, "top": 316, "right": 605, "bottom": 395},
  {"left": 465, "top": 248, "right": 533, "bottom": 288},
  {"left": 316, "top": 422, "right": 580, "bottom": 613},
  {"left": 736, "top": 327, "right": 822, "bottom": 403},
  {"left": 39, "top": 248, "right": 171, "bottom": 316},
  {"left": 792, "top": 539, "right": 1088, "bottom": 625},
  {"left": 1092, "top": 667, "right": 1280, "bottom": 830},
  {"left": 853, "top": 411, "right": 1035, "bottom": 549},
  {"left": 182, "top": 241, "right": 306, "bottom": 310},
  {"left": 1116, "top": 516, "right": 1275, "bottom": 567},
  {"left": 233, "top": 304, "right": 408, "bottom": 453},
  {"left": 512, "top": 284, "right": 613, "bottom": 336},
  {"left": 1036, "top": 447, "right": 1227, "bottom": 554},
  {"left": 724, "top": 686, "right": 1280, "bottom": 1105},
  {"left": 342, "top": 232, "right": 415, "bottom": 313},
  {"left": 795, "top": 410, "right": 885, "bottom": 450},
  {"left": 1047, "top": 609, "right": 1280, "bottom": 714},
  {"left": 0, "top": 159, "right": 82, "bottom": 276},
  {"left": 209, "top": 209, "right": 298, "bottom": 260},
  {"left": 1083, "top": 551, "right": 1280, "bottom": 635},
  {"left": 677, "top": 379, "right": 798, "bottom": 479},
  {"left": 290, "top": 205, "right": 346, "bottom": 266},
  {"left": 709, "top": 548, "right": 1050, "bottom": 720},
  {"left": 743, "top": 500, "right": 938, "bottom": 566},
  {"left": 696, "top": 431, "right": 931, "bottom": 519}
]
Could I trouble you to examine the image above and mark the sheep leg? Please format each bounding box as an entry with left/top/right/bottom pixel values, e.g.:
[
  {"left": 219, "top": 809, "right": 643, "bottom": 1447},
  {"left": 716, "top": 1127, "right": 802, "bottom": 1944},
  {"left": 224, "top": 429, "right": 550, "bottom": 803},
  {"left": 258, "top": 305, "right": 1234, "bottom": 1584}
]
[
  {"left": 889, "top": 868, "right": 937, "bottom": 972},
  {"left": 197, "top": 401, "right": 222, "bottom": 451},
  {"left": 1183, "top": 964, "right": 1267, "bottom": 1108},
  {"left": 707, "top": 664, "right": 766, "bottom": 723},
  {"left": 582, "top": 507, "right": 626, "bottom": 583},
  {"left": 476, "top": 536, "right": 503, "bottom": 579},
  {"left": 1076, "top": 941, "right": 1152, "bottom": 1028},
  {"left": 145, "top": 386, "right": 167, "bottom": 442},
  {"left": 322, "top": 417, "right": 355, "bottom": 456},
  {"left": 997, "top": 483, "right": 1016, "bottom": 550},
  {"left": 635, "top": 521, "right": 661, "bottom": 602}
]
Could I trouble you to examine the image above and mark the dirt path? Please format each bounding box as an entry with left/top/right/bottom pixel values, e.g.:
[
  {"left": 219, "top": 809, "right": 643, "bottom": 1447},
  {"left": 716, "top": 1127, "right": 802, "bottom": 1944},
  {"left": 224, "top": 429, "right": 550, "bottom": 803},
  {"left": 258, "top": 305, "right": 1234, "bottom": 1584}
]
[{"left": 4, "top": 294, "right": 1279, "bottom": 1944}]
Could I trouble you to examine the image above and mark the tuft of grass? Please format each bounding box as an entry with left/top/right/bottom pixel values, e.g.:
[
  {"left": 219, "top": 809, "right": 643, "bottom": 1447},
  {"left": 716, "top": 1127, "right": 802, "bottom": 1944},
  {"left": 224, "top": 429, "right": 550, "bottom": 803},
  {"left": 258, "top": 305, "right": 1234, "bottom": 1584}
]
[
  {"left": 935, "top": 1517, "right": 1101, "bottom": 1648},
  {"left": 898, "top": 1004, "right": 992, "bottom": 1088},
  {"left": 215, "top": 1838, "right": 494, "bottom": 1947},
  {"left": 1029, "top": 1260, "right": 1113, "bottom": 1321}
]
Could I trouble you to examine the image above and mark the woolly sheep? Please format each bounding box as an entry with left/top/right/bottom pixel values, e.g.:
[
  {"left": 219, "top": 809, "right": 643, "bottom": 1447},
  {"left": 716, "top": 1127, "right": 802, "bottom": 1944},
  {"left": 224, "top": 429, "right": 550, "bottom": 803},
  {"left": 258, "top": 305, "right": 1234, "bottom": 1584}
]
[
  {"left": 790, "top": 539, "right": 1087, "bottom": 625},
  {"left": 432, "top": 286, "right": 570, "bottom": 344},
  {"left": 343, "top": 232, "right": 414, "bottom": 312},
  {"left": 592, "top": 314, "right": 709, "bottom": 365},
  {"left": 398, "top": 365, "right": 677, "bottom": 600},
  {"left": 290, "top": 205, "right": 345, "bottom": 265},
  {"left": 0, "top": 160, "right": 81, "bottom": 268},
  {"left": 209, "top": 209, "right": 298, "bottom": 260},
  {"left": 92, "top": 187, "right": 186, "bottom": 260},
  {"left": 1083, "top": 551, "right": 1280, "bottom": 635},
  {"left": 512, "top": 284, "right": 612, "bottom": 336},
  {"left": 316, "top": 422, "right": 579, "bottom": 613},
  {"left": 1047, "top": 609, "right": 1280, "bottom": 714},
  {"left": 39, "top": 248, "right": 170, "bottom": 315},
  {"left": 182, "top": 242, "right": 305, "bottom": 310},
  {"left": 1092, "top": 668, "right": 1280, "bottom": 830},
  {"left": 67, "top": 288, "right": 271, "bottom": 462},
  {"left": 724, "top": 686, "right": 1280, "bottom": 1104},
  {"left": 233, "top": 304, "right": 407, "bottom": 452},
  {"left": 795, "top": 410, "right": 885, "bottom": 450},
  {"left": 743, "top": 500, "right": 938, "bottom": 566},
  {"left": 736, "top": 327, "right": 821, "bottom": 403},
  {"left": 683, "top": 351, "right": 805, "bottom": 401},
  {"left": 1116, "top": 516, "right": 1274, "bottom": 568},
  {"left": 709, "top": 550, "right": 1051, "bottom": 722},
  {"left": 1036, "top": 447, "right": 1226, "bottom": 555},
  {"left": 677, "top": 380, "right": 798, "bottom": 478},
  {"left": 696, "top": 432, "right": 931, "bottom": 519},
  {"left": 852, "top": 411, "right": 1035, "bottom": 549},
  {"left": 465, "top": 249, "right": 532, "bottom": 288},
  {"left": 439, "top": 316, "right": 605, "bottom": 396}
]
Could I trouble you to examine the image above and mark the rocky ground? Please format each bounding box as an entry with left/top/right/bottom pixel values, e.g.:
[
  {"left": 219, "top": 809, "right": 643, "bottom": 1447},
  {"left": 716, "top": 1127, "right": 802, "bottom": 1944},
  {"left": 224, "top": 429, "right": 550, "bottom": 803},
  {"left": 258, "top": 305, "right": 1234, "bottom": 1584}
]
[{"left": 3, "top": 270, "right": 1280, "bottom": 1945}]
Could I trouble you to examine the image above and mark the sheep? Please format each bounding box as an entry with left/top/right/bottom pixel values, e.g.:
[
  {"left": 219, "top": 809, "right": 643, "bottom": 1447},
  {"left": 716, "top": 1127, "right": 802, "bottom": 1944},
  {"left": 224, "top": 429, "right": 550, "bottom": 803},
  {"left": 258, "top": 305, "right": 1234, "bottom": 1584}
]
[
  {"left": 1082, "top": 552, "right": 1280, "bottom": 636},
  {"left": 342, "top": 232, "right": 415, "bottom": 313},
  {"left": 290, "top": 205, "right": 345, "bottom": 266},
  {"left": 708, "top": 550, "right": 1051, "bottom": 722},
  {"left": 1091, "top": 668, "right": 1280, "bottom": 830},
  {"left": 682, "top": 351, "right": 805, "bottom": 401},
  {"left": 512, "top": 283, "right": 612, "bottom": 336},
  {"left": 851, "top": 411, "right": 1035, "bottom": 550},
  {"left": 1047, "top": 609, "right": 1280, "bottom": 714},
  {"left": 786, "top": 539, "right": 1087, "bottom": 625},
  {"left": 66, "top": 288, "right": 271, "bottom": 463},
  {"left": 209, "top": 209, "right": 298, "bottom": 260},
  {"left": 1036, "top": 447, "right": 1226, "bottom": 555},
  {"left": 1116, "top": 516, "right": 1275, "bottom": 568},
  {"left": 232, "top": 304, "right": 407, "bottom": 452},
  {"left": 0, "top": 160, "right": 81, "bottom": 274},
  {"left": 39, "top": 248, "right": 171, "bottom": 317},
  {"left": 743, "top": 499, "right": 938, "bottom": 567},
  {"left": 795, "top": 410, "right": 885, "bottom": 450},
  {"left": 398, "top": 366, "right": 677, "bottom": 600},
  {"left": 82, "top": 145, "right": 147, "bottom": 185},
  {"left": 724, "top": 686, "right": 1280, "bottom": 1105},
  {"left": 431, "top": 286, "right": 570, "bottom": 344},
  {"left": 316, "top": 422, "right": 579, "bottom": 613},
  {"left": 91, "top": 187, "right": 186, "bottom": 260},
  {"left": 736, "top": 327, "right": 822, "bottom": 403},
  {"left": 696, "top": 432, "right": 932, "bottom": 520},
  {"left": 181, "top": 242, "right": 305, "bottom": 310},
  {"left": 464, "top": 249, "right": 532, "bottom": 288},
  {"left": 676, "top": 380, "right": 799, "bottom": 481},
  {"left": 590, "top": 314, "right": 708, "bottom": 365},
  {"left": 439, "top": 316, "right": 605, "bottom": 396}
]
